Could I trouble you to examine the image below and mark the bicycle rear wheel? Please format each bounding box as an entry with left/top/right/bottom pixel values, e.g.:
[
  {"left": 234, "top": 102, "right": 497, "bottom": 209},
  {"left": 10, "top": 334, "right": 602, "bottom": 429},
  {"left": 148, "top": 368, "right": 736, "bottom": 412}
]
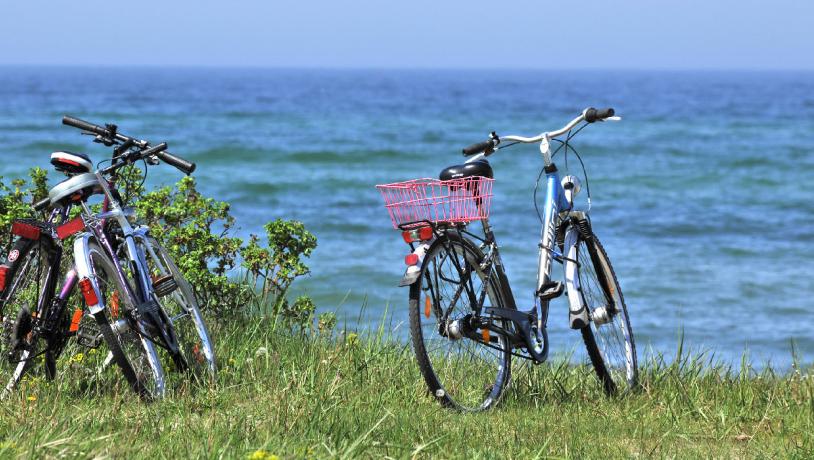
[
  {"left": 408, "top": 230, "right": 512, "bottom": 411},
  {"left": 140, "top": 237, "right": 216, "bottom": 383},
  {"left": 0, "top": 239, "right": 48, "bottom": 398},
  {"left": 566, "top": 229, "right": 637, "bottom": 394},
  {"left": 85, "top": 242, "right": 165, "bottom": 399}
]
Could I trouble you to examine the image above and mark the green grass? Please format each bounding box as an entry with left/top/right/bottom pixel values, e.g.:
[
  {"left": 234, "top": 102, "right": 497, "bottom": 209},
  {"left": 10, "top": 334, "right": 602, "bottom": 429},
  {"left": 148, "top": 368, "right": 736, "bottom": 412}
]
[{"left": 1, "top": 319, "right": 813, "bottom": 459}]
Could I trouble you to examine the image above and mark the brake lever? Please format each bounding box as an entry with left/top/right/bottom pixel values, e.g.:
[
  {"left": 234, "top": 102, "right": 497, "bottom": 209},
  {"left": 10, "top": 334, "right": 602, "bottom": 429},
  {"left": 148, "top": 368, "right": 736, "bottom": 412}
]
[{"left": 92, "top": 134, "right": 116, "bottom": 147}]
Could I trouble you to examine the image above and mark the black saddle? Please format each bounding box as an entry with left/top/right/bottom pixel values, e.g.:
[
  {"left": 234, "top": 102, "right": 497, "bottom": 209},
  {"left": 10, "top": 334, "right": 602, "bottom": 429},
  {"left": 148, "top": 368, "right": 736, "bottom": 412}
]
[{"left": 439, "top": 160, "right": 493, "bottom": 181}]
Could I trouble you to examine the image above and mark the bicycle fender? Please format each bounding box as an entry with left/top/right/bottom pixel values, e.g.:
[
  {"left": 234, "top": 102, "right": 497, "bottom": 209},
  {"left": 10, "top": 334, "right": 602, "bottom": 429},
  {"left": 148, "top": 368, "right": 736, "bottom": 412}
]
[
  {"left": 563, "top": 226, "right": 590, "bottom": 329},
  {"left": 72, "top": 233, "right": 105, "bottom": 315},
  {"left": 399, "top": 242, "right": 431, "bottom": 287}
]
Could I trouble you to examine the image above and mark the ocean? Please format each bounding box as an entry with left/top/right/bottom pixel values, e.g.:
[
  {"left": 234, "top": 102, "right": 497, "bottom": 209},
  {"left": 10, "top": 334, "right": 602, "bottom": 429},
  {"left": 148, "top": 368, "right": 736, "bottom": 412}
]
[{"left": 0, "top": 67, "right": 812, "bottom": 368}]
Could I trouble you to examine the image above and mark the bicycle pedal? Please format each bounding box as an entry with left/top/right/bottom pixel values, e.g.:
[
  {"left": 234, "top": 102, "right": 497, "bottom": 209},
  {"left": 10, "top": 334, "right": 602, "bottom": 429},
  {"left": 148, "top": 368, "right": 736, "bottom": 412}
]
[
  {"left": 537, "top": 281, "right": 564, "bottom": 301},
  {"left": 76, "top": 317, "right": 103, "bottom": 348},
  {"left": 152, "top": 275, "right": 178, "bottom": 297}
]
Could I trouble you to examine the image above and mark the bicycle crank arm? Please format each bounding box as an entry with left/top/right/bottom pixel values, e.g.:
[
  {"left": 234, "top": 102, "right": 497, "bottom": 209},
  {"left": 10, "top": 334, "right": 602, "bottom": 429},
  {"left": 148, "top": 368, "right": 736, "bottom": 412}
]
[
  {"left": 484, "top": 307, "right": 548, "bottom": 363},
  {"left": 138, "top": 300, "right": 181, "bottom": 356}
]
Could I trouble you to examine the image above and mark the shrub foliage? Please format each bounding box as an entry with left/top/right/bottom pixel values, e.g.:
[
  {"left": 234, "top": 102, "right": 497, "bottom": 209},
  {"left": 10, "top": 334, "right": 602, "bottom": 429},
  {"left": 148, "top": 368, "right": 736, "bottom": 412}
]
[{"left": 0, "top": 167, "right": 329, "bottom": 332}]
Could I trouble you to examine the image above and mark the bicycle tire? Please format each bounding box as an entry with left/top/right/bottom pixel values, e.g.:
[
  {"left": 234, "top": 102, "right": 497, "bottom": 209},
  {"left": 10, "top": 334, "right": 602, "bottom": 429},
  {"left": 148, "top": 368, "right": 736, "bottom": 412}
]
[
  {"left": 85, "top": 241, "right": 165, "bottom": 399},
  {"left": 568, "top": 231, "right": 637, "bottom": 394},
  {"left": 0, "top": 238, "right": 49, "bottom": 398},
  {"left": 140, "top": 237, "right": 216, "bottom": 383},
  {"left": 408, "top": 230, "right": 513, "bottom": 411}
]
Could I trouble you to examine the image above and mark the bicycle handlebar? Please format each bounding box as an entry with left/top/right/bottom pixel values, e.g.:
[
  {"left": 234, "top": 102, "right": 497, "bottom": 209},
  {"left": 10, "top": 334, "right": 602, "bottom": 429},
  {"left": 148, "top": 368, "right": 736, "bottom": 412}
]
[
  {"left": 584, "top": 107, "right": 615, "bottom": 123},
  {"left": 63, "top": 115, "right": 107, "bottom": 135},
  {"left": 62, "top": 115, "right": 196, "bottom": 175},
  {"left": 463, "top": 107, "right": 619, "bottom": 153}
]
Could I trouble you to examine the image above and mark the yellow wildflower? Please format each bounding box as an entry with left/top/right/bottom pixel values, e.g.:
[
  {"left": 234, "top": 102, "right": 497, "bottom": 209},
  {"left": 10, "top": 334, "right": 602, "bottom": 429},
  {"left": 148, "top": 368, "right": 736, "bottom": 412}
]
[{"left": 248, "top": 450, "right": 278, "bottom": 460}]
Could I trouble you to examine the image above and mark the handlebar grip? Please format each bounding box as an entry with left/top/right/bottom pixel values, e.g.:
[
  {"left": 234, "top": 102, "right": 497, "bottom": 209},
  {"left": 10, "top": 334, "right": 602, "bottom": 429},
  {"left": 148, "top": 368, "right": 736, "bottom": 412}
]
[
  {"left": 62, "top": 115, "right": 107, "bottom": 135},
  {"left": 33, "top": 196, "right": 51, "bottom": 212},
  {"left": 462, "top": 139, "right": 497, "bottom": 156},
  {"left": 155, "top": 150, "right": 196, "bottom": 175},
  {"left": 584, "top": 107, "right": 615, "bottom": 123}
]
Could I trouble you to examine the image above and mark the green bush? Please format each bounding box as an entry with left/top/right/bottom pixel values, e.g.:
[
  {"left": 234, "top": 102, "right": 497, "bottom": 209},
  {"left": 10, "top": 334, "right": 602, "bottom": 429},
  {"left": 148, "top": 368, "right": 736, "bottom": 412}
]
[{"left": 0, "top": 167, "right": 325, "bottom": 333}]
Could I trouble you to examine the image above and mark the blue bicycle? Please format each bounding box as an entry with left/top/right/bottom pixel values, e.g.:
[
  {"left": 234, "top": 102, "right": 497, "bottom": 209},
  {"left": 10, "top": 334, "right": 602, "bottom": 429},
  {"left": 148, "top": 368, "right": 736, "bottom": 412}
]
[{"left": 378, "top": 108, "right": 637, "bottom": 411}]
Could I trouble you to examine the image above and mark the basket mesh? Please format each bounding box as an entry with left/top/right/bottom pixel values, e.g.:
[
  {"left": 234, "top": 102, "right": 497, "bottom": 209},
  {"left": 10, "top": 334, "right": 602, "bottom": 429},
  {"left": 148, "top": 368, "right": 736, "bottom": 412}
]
[{"left": 376, "top": 176, "right": 494, "bottom": 229}]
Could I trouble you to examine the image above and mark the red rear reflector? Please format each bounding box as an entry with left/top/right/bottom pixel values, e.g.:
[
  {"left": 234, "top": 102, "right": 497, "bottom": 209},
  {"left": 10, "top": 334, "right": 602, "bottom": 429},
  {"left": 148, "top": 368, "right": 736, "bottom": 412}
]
[
  {"left": 69, "top": 308, "right": 84, "bottom": 332},
  {"left": 418, "top": 226, "right": 433, "bottom": 241},
  {"left": 0, "top": 266, "right": 8, "bottom": 292},
  {"left": 11, "top": 222, "right": 40, "bottom": 240},
  {"left": 57, "top": 217, "right": 85, "bottom": 240},
  {"left": 78, "top": 278, "right": 99, "bottom": 306},
  {"left": 405, "top": 254, "right": 419, "bottom": 266},
  {"left": 402, "top": 226, "right": 434, "bottom": 244}
]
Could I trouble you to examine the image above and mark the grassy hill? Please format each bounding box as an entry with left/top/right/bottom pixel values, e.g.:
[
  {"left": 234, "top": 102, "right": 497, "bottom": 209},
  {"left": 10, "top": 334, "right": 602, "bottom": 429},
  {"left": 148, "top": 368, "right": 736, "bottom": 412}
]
[{"left": 0, "top": 319, "right": 811, "bottom": 459}]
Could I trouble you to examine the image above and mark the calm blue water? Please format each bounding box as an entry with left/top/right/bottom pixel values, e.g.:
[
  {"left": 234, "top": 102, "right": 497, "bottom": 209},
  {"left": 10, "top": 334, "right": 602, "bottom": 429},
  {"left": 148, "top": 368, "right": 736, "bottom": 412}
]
[{"left": 1, "top": 67, "right": 812, "bottom": 368}]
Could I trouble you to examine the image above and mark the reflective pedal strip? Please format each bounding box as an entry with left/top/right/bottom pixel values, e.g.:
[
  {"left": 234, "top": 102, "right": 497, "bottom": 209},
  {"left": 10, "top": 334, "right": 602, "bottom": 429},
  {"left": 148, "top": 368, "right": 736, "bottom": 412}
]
[
  {"left": 56, "top": 217, "right": 85, "bottom": 240},
  {"left": 69, "top": 309, "right": 84, "bottom": 332}
]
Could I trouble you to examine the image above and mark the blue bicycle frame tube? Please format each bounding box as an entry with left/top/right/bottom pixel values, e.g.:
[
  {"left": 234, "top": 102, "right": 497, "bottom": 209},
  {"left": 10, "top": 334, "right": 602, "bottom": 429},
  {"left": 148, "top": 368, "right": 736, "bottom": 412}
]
[{"left": 536, "top": 167, "right": 570, "bottom": 295}]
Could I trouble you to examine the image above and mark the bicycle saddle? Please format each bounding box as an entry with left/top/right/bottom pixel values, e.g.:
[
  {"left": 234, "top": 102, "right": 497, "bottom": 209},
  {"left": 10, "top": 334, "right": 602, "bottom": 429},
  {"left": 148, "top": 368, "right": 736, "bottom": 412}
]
[
  {"left": 50, "top": 151, "right": 93, "bottom": 175},
  {"left": 48, "top": 173, "right": 102, "bottom": 207},
  {"left": 439, "top": 159, "right": 493, "bottom": 181}
]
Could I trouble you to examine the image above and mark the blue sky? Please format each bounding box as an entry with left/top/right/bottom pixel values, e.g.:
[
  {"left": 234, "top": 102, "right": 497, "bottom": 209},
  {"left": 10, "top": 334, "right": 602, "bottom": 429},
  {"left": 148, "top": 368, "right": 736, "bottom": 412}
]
[{"left": 0, "top": 0, "right": 811, "bottom": 69}]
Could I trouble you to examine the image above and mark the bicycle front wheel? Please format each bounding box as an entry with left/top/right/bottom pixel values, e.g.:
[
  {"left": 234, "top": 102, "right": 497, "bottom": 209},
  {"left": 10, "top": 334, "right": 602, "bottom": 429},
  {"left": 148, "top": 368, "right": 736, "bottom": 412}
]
[
  {"left": 408, "top": 230, "right": 512, "bottom": 411},
  {"left": 85, "top": 242, "right": 165, "bottom": 399},
  {"left": 565, "top": 228, "right": 637, "bottom": 394},
  {"left": 140, "top": 237, "right": 216, "bottom": 383}
]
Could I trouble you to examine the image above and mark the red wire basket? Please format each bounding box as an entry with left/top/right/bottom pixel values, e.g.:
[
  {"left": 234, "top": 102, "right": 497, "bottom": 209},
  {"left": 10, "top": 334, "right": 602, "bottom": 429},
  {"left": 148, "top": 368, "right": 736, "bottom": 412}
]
[{"left": 376, "top": 176, "right": 494, "bottom": 229}]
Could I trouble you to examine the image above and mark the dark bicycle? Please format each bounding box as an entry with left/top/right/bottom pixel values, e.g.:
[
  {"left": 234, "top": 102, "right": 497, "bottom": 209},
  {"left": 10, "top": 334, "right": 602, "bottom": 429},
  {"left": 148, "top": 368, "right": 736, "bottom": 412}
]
[
  {"left": 0, "top": 117, "right": 215, "bottom": 399},
  {"left": 377, "top": 108, "right": 637, "bottom": 411}
]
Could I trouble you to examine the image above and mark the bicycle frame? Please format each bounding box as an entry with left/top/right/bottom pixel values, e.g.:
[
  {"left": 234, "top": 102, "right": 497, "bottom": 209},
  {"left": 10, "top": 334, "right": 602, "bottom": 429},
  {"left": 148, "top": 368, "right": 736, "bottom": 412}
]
[
  {"left": 459, "top": 155, "right": 585, "bottom": 363},
  {"left": 72, "top": 171, "right": 178, "bottom": 357},
  {"left": 535, "top": 166, "right": 572, "bottom": 296},
  {"left": 1, "top": 206, "right": 78, "bottom": 395}
]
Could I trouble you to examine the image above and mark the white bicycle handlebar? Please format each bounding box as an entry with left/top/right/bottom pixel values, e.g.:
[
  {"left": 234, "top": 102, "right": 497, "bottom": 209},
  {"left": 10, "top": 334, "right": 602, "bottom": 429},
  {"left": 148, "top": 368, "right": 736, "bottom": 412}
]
[{"left": 502, "top": 109, "right": 621, "bottom": 145}]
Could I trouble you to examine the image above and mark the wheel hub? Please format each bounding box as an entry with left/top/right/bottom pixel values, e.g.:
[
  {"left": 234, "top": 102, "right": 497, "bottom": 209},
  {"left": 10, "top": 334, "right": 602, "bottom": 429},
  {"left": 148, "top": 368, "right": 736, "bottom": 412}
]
[{"left": 591, "top": 306, "right": 614, "bottom": 326}]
